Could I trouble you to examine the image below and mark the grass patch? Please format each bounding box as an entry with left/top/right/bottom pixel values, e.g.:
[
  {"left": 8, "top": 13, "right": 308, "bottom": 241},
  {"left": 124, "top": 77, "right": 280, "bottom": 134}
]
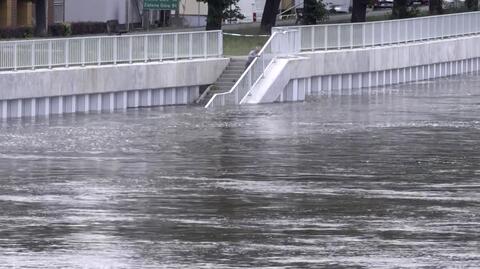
[{"left": 223, "top": 34, "right": 269, "bottom": 56}]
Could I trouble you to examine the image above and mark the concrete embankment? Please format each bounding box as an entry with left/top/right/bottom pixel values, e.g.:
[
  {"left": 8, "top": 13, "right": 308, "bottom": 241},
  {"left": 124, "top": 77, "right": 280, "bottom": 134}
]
[
  {"left": 0, "top": 58, "right": 228, "bottom": 118},
  {"left": 250, "top": 34, "right": 480, "bottom": 104}
]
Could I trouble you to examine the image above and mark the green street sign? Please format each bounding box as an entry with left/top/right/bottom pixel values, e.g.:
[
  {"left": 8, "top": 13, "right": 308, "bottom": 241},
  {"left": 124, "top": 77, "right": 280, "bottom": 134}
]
[{"left": 144, "top": 0, "right": 177, "bottom": 10}]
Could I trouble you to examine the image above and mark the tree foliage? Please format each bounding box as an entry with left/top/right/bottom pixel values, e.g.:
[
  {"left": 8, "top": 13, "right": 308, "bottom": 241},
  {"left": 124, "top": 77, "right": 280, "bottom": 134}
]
[
  {"left": 199, "top": 0, "right": 245, "bottom": 30},
  {"left": 465, "top": 0, "right": 479, "bottom": 11},
  {"left": 392, "top": 0, "right": 408, "bottom": 19},
  {"left": 429, "top": 0, "right": 443, "bottom": 14},
  {"left": 302, "top": 0, "right": 328, "bottom": 25}
]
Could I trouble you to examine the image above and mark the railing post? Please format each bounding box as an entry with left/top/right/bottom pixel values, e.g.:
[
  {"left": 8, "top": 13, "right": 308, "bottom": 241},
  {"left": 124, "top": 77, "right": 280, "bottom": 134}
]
[
  {"left": 97, "top": 38, "right": 101, "bottom": 66},
  {"left": 389, "top": 22, "right": 393, "bottom": 44},
  {"left": 174, "top": 34, "right": 178, "bottom": 60},
  {"left": 397, "top": 22, "right": 400, "bottom": 44},
  {"left": 337, "top": 26, "right": 341, "bottom": 49},
  {"left": 65, "top": 39, "right": 69, "bottom": 67},
  {"left": 249, "top": 65, "right": 253, "bottom": 88},
  {"left": 129, "top": 36, "right": 133, "bottom": 64},
  {"left": 420, "top": 18, "right": 423, "bottom": 41},
  {"left": 48, "top": 40, "right": 52, "bottom": 69},
  {"left": 113, "top": 37, "right": 118, "bottom": 64},
  {"left": 362, "top": 24, "right": 366, "bottom": 48},
  {"left": 324, "top": 25, "right": 328, "bottom": 50},
  {"left": 144, "top": 35, "right": 148, "bottom": 63},
  {"left": 81, "top": 39, "right": 85, "bottom": 66},
  {"left": 372, "top": 23, "right": 375, "bottom": 47},
  {"left": 160, "top": 35, "right": 163, "bottom": 61},
  {"left": 427, "top": 17, "right": 430, "bottom": 40},
  {"left": 203, "top": 32, "right": 207, "bottom": 58},
  {"left": 31, "top": 42, "right": 35, "bottom": 70},
  {"left": 350, "top": 24, "right": 354, "bottom": 49},
  {"left": 412, "top": 20, "right": 416, "bottom": 42},
  {"left": 380, "top": 22, "right": 384, "bottom": 46},
  {"left": 473, "top": 12, "right": 480, "bottom": 34},
  {"left": 13, "top": 43, "right": 17, "bottom": 71},
  {"left": 218, "top": 31, "right": 223, "bottom": 57},
  {"left": 235, "top": 84, "right": 239, "bottom": 104},
  {"left": 262, "top": 56, "right": 265, "bottom": 78},
  {"left": 189, "top": 33, "right": 193, "bottom": 59},
  {"left": 311, "top": 26, "right": 314, "bottom": 51}
]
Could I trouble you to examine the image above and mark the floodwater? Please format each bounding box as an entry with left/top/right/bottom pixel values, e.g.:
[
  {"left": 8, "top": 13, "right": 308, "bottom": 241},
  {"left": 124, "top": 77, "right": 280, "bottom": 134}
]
[{"left": 0, "top": 74, "right": 479, "bottom": 268}]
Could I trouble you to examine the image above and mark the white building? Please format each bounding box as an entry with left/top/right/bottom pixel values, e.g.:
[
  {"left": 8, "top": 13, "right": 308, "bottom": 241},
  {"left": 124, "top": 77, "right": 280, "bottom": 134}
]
[{"left": 63, "top": 0, "right": 142, "bottom": 25}]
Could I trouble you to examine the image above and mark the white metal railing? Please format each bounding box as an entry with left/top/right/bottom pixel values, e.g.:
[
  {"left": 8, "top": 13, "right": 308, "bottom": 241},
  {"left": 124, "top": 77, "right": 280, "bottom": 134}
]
[
  {"left": 205, "top": 30, "right": 300, "bottom": 108},
  {"left": 0, "top": 30, "right": 223, "bottom": 71},
  {"left": 274, "top": 11, "right": 480, "bottom": 51}
]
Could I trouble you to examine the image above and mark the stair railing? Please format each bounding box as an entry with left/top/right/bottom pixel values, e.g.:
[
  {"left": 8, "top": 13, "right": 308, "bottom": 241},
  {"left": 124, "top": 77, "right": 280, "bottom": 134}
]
[{"left": 205, "top": 29, "right": 300, "bottom": 108}]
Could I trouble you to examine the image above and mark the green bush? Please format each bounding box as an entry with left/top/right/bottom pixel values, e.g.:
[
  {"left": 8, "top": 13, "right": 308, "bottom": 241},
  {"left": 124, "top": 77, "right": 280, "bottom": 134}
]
[
  {"left": 70, "top": 22, "right": 107, "bottom": 35},
  {"left": 49, "top": 23, "right": 72, "bottom": 37},
  {"left": 0, "top": 26, "right": 34, "bottom": 39}
]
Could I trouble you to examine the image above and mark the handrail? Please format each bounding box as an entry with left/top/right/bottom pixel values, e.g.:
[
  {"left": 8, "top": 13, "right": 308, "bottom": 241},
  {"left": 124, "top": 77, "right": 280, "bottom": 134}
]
[
  {"left": 205, "top": 33, "right": 278, "bottom": 108},
  {"left": 0, "top": 30, "right": 223, "bottom": 71},
  {"left": 286, "top": 10, "right": 480, "bottom": 28},
  {"left": 195, "top": 84, "right": 216, "bottom": 104},
  {"left": 0, "top": 30, "right": 222, "bottom": 44},
  {"left": 273, "top": 11, "right": 480, "bottom": 51},
  {"left": 239, "top": 57, "right": 278, "bottom": 104},
  {"left": 205, "top": 29, "right": 300, "bottom": 108}
]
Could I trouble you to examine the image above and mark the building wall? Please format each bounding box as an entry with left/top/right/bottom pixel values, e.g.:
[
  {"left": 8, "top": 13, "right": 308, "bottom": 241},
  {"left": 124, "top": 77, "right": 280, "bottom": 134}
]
[
  {"left": 0, "top": 0, "right": 17, "bottom": 27},
  {"left": 0, "top": 58, "right": 229, "bottom": 119},
  {"left": 252, "top": 34, "right": 480, "bottom": 105},
  {"left": 236, "top": 0, "right": 290, "bottom": 23},
  {"left": 17, "top": 0, "right": 34, "bottom": 26},
  {"left": 0, "top": 0, "right": 53, "bottom": 28},
  {"left": 179, "top": 0, "right": 207, "bottom": 15},
  {"left": 0, "top": 0, "right": 8, "bottom": 27},
  {"left": 64, "top": 0, "right": 141, "bottom": 24}
]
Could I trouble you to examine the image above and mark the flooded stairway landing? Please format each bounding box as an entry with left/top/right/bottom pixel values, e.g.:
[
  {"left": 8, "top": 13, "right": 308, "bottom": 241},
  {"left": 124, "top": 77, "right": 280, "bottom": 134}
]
[{"left": 196, "top": 57, "right": 247, "bottom": 106}]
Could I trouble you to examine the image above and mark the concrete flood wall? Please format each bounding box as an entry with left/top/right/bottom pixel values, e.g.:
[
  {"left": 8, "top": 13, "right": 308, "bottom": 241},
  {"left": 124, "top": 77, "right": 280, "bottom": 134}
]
[
  {"left": 272, "top": 34, "right": 480, "bottom": 103},
  {"left": 0, "top": 58, "right": 229, "bottom": 119}
]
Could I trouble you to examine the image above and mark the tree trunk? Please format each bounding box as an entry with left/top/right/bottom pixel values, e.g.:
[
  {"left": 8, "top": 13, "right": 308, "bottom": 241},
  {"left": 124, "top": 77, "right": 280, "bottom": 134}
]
[
  {"left": 35, "top": 0, "right": 48, "bottom": 36},
  {"left": 466, "top": 0, "right": 479, "bottom": 11},
  {"left": 303, "top": 0, "right": 317, "bottom": 25},
  {"left": 260, "top": 0, "right": 281, "bottom": 34},
  {"left": 351, "top": 0, "right": 368, "bottom": 22},
  {"left": 206, "top": 0, "right": 223, "bottom": 30},
  {"left": 429, "top": 0, "right": 443, "bottom": 15},
  {"left": 392, "top": 0, "right": 408, "bottom": 19}
]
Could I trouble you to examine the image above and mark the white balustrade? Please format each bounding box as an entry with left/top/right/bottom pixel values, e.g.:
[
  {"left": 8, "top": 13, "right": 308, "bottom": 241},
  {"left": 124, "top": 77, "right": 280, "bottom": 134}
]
[
  {"left": 206, "top": 30, "right": 300, "bottom": 108},
  {"left": 275, "top": 11, "right": 480, "bottom": 51},
  {"left": 0, "top": 30, "right": 223, "bottom": 71}
]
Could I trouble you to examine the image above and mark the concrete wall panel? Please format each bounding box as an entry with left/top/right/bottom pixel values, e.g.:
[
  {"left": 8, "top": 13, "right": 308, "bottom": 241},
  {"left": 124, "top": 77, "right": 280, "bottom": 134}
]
[{"left": 0, "top": 58, "right": 228, "bottom": 101}]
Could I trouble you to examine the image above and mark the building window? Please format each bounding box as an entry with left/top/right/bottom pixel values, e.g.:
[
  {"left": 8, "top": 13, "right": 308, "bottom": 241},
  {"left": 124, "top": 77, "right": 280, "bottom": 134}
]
[{"left": 53, "top": 0, "right": 64, "bottom": 23}]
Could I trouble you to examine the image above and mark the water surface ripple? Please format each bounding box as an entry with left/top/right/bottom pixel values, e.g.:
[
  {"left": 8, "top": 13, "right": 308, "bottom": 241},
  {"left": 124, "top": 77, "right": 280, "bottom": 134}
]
[{"left": 0, "top": 75, "right": 479, "bottom": 268}]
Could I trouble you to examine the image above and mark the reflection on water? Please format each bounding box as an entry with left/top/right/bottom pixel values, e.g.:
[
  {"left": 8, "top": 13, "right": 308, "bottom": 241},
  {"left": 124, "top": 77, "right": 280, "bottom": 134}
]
[{"left": 0, "top": 75, "right": 479, "bottom": 268}]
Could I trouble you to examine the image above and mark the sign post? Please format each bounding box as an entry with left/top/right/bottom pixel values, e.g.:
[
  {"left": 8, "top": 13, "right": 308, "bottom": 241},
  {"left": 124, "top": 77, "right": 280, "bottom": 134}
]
[{"left": 144, "top": 0, "right": 178, "bottom": 10}]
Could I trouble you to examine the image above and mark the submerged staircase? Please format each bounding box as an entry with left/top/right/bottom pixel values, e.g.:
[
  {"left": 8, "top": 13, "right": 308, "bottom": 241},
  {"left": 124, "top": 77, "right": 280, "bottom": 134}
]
[{"left": 196, "top": 57, "right": 247, "bottom": 106}]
